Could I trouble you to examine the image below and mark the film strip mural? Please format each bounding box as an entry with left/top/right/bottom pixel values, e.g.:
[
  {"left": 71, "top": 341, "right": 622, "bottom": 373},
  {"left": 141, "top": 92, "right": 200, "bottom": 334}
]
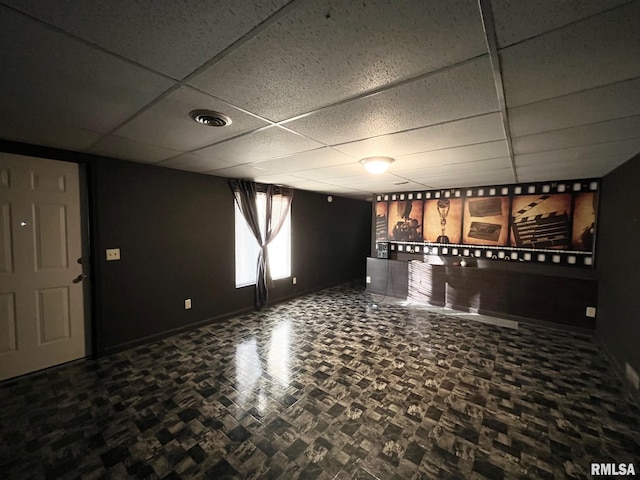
[{"left": 375, "top": 178, "right": 599, "bottom": 267}]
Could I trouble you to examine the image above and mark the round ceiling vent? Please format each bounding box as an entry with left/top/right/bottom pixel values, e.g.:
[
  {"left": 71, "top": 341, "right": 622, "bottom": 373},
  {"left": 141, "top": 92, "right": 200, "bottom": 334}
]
[{"left": 189, "top": 110, "right": 232, "bottom": 127}]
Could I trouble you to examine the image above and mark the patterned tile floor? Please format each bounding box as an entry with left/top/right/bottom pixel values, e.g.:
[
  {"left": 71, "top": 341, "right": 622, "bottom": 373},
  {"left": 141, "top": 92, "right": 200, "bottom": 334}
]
[{"left": 1, "top": 283, "right": 639, "bottom": 479}]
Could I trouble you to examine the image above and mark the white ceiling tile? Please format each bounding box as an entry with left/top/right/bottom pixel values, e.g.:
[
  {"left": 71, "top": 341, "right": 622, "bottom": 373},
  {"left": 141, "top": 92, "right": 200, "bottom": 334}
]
[
  {"left": 3, "top": 0, "right": 289, "bottom": 79},
  {"left": 514, "top": 139, "right": 640, "bottom": 168},
  {"left": 0, "top": 8, "right": 174, "bottom": 135},
  {"left": 516, "top": 156, "right": 629, "bottom": 182},
  {"left": 513, "top": 115, "right": 640, "bottom": 155},
  {"left": 333, "top": 113, "right": 505, "bottom": 158},
  {"left": 280, "top": 180, "right": 334, "bottom": 191},
  {"left": 331, "top": 180, "right": 427, "bottom": 193},
  {"left": 508, "top": 78, "right": 640, "bottom": 137},
  {"left": 501, "top": 2, "right": 640, "bottom": 108},
  {"left": 290, "top": 163, "right": 368, "bottom": 181},
  {"left": 154, "top": 153, "right": 235, "bottom": 173},
  {"left": 205, "top": 164, "right": 269, "bottom": 178},
  {"left": 309, "top": 185, "right": 366, "bottom": 194},
  {"left": 0, "top": 120, "right": 102, "bottom": 152},
  {"left": 492, "top": 0, "right": 630, "bottom": 47},
  {"left": 281, "top": 180, "right": 369, "bottom": 198},
  {"left": 326, "top": 172, "right": 402, "bottom": 186},
  {"left": 394, "top": 157, "right": 512, "bottom": 179},
  {"left": 391, "top": 141, "right": 510, "bottom": 171},
  {"left": 2, "top": 1, "right": 637, "bottom": 198},
  {"left": 196, "top": 126, "right": 324, "bottom": 164},
  {"left": 249, "top": 147, "right": 356, "bottom": 175},
  {"left": 284, "top": 58, "right": 498, "bottom": 145},
  {"left": 253, "top": 173, "right": 310, "bottom": 186},
  {"left": 189, "top": 0, "right": 486, "bottom": 121},
  {"left": 415, "top": 169, "right": 516, "bottom": 189},
  {"left": 113, "top": 86, "right": 270, "bottom": 151},
  {"left": 384, "top": 183, "right": 429, "bottom": 193},
  {"left": 88, "top": 135, "right": 181, "bottom": 163}
]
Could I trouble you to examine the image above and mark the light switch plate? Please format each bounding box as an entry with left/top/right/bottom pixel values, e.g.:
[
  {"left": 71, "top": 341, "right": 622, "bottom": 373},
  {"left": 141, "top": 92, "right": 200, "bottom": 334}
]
[
  {"left": 366, "top": 276, "right": 371, "bottom": 284},
  {"left": 185, "top": 299, "right": 192, "bottom": 310},
  {"left": 586, "top": 306, "right": 596, "bottom": 318},
  {"left": 106, "top": 248, "right": 120, "bottom": 261}
]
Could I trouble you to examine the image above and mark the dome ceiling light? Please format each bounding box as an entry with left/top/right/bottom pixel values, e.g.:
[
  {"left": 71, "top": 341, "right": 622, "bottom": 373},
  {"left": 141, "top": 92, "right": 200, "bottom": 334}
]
[{"left": 360, "top": 156, "right": 394, "bottom": 174}]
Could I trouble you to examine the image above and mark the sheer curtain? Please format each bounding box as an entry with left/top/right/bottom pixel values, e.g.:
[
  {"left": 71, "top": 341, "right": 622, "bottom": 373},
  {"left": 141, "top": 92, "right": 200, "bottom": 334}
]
[{"left": 229, "top": 179, "right": 294, "bottom": 308}]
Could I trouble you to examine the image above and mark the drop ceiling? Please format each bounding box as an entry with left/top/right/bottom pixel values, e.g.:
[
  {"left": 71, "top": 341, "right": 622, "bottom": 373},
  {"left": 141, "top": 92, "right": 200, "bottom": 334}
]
[{"left": 1, "top": 0, "right": 639, "bottom": 199}]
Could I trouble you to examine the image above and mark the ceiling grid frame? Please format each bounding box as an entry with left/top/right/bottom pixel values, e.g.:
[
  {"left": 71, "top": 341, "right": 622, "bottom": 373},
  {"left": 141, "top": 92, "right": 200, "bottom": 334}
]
[{"left": 0, "top": 0, "right": 638, "bottom": 198}]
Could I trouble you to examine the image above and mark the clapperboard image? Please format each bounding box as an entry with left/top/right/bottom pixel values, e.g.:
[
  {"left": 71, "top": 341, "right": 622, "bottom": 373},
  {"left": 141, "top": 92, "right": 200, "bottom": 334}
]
[{"left": 512, "top": 195, "right": 570, "bottom": 249}]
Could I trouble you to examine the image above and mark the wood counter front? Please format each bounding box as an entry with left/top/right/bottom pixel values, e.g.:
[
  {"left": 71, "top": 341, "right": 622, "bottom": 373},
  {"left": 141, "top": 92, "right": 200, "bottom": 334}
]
[{"left": 408, "top": 262, "right": 596, "bottom": 329}]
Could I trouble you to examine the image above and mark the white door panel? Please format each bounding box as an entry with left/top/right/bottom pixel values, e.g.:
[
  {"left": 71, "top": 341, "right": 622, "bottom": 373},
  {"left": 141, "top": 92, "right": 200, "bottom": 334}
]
[{"left": 0, "top": 153, "right": 86, "bottom": 381}]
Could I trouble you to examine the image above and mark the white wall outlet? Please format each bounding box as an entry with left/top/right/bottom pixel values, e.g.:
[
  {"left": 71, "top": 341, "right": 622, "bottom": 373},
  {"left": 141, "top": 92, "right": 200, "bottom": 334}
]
[
  {"left": 586, "top": 306, "right": 596, "bottom": 318},
  {"left": 366, "top": 276, "right": 371, "bottom": 284},
  {"left": 184, "top": 298, "right": 192, "bottom": 310},
  {"left": 625, "top": 362, "right": 639, "bottom": 390},
  {"left": 106, "top": 248, "right": 120, "bottom": 261},
  {"left": 292, "top": 277, "right": 297, "bottom": 285}
]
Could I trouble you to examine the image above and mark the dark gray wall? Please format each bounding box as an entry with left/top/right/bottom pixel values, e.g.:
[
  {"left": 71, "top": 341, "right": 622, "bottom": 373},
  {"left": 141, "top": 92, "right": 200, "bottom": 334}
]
[
  {"left": 91, "top": 158, "right": 371, "bottom": 353},
  {"left": 596, "top": 154, "right": 640, "bottom": 378},
  {"left": 91, "top": 159, "right": 247, "bottom": 352},
  {"left": 0, "top": 141, "right": 371, "bottom": 355}
]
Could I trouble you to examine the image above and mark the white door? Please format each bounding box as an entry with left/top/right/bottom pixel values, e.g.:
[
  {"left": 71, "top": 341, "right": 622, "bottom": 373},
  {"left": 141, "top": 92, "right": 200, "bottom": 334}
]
[{"left": 0, "top": 153, "right": 86, "bottom": 381}]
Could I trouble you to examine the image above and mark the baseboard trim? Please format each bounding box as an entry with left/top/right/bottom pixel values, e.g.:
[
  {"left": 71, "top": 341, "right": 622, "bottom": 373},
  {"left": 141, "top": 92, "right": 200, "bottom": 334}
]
[
  {"left": 0, "top": 356, "right": 91, "bottom": 386},
  {"left": 101, "top": 305, "right": 255, "bottom": 355},
  {"left": 594, "top": 334, "right": 640, "bottom": 407},
  {"left": 102, "top": 279, "right": 362, "bottom": 356}
]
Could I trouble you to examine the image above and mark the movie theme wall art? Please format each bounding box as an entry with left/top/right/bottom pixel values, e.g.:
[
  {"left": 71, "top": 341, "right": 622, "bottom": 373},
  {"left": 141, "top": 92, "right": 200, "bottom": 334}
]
[
  {"left": 423, "top": 196, "right": 462, "bottom": 244},
  {"left": 388, "top": 199, "right": 423, "bottom": 242},
  {"left": 374, "top": 178, "right": 599, "bottom": 268},
  {"left": 510, "top": 193, "right": 572, "bottom": 249},
  {"left": 375, "top": 201, "right": 388, "bottom": 242},
  {"left": 572, "top": 192, "right": 597, "bottom": 251},
  {"left": 463, "top": 195, "right": 510, "bottom": 246}
]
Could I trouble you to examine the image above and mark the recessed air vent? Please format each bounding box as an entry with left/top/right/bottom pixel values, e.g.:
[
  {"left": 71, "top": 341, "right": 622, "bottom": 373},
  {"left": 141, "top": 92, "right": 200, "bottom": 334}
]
[{"left": 189, "top": 110, "right": 232, "bottom": 127}]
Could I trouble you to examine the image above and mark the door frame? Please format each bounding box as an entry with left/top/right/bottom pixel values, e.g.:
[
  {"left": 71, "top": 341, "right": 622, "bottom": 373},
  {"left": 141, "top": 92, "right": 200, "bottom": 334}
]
[
  {"left": 0, "top": 142, "right": 100, "bottom": 380},
  {"left": 78, "top": 162, "right": 94, "bottom": 357}
]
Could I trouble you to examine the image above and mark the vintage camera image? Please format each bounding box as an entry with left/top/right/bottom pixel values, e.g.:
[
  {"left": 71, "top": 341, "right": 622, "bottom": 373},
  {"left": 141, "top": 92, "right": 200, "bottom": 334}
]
[{"left": 388, "top": 200, "right": 423, "bottom": 242}]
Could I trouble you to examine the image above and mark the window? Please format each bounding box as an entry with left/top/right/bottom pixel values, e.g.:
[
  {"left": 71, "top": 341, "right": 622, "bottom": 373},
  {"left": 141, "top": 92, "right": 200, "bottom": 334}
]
[{"left": 235, "top": 193, "right": 291, "bottom": 288}]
